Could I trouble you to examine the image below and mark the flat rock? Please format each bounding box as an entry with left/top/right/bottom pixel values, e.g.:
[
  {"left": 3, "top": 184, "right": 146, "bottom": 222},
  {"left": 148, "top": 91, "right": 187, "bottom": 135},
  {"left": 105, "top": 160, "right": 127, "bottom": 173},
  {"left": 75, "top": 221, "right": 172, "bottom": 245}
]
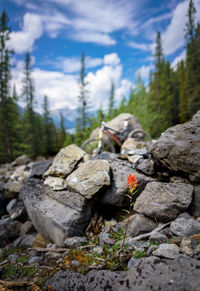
[
  {"left": 170, "top": 217, "right": 200, "bottom": 236},
  {"left": 152, "top": 243, "right": 180, "bottom": 259},
  {"left": 134, "top": 182, "right": 193, "bottom": 222},
  {"left": 44, "top": 176, "right": 67, "bottom": 191},
  {"left": 66, "top": 160, "right": 110, "bottom": 199},
  {"left": 136, "top": 158, "right": 155, "bottom": 176},
  {"left": 20, "top": 178, "right": 91, "bottom": 246},
  {"left": 29, "top": 160, "right": 52, "bottom": 178},
  {"left": 151, "top": 111, "right": 200, "bottom": 182},
  {"left": 100, "top": 159, "right": 154, "bottom": 207},
  {"left": 124, "top": 214, "right": 157, "bottom": 237},
  {"left": 3, "top": 181, "right": 21, "bottom": 199},
  {"left": 44, "top": 144, "right": 85, "bottom": 178},
  {"left": 45, "top": 255, "right": 200, "bottom": 291}
]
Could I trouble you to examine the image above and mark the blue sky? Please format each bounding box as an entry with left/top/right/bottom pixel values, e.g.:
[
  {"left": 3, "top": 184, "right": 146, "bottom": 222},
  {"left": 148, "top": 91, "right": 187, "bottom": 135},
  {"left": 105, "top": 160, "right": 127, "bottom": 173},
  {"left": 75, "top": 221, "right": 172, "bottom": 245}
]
[{"left": 1, "top": 0, "right": 200, "bottom": 112}]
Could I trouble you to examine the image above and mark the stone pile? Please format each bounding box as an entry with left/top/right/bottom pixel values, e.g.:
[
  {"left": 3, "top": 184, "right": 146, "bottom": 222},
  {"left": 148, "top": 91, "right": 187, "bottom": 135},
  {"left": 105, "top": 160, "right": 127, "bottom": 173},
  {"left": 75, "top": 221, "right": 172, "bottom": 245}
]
[{"left": 0, "top": 111, "right": 200, "bottom": 290}]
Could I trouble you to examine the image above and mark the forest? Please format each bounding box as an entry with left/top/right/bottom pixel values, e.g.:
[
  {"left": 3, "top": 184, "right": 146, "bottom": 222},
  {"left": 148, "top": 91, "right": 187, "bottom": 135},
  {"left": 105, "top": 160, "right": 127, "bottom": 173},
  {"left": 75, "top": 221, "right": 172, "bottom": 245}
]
[{"left": 0, "top": 0, "right": 200, "bottom": 164}]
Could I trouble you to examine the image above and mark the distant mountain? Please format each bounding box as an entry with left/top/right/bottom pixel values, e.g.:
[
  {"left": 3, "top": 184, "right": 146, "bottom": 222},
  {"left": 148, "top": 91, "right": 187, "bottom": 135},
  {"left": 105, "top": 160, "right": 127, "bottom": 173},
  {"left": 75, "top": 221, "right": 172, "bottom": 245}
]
[{"left": 50, "top": 107, "right": 78, "bottom": 132}]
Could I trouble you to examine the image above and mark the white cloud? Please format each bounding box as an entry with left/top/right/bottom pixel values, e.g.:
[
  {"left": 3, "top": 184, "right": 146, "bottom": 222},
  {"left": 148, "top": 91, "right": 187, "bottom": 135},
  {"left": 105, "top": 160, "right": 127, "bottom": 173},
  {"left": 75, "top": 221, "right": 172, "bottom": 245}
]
[
  {"left": 128, "top": 41, "right": 151, "bottom": 52},
  {"left": 7, "top": 13, "right": 43, "bottom": 54},
  {"left": 71, "top": 31, "right": 116, "bottom": 45},
  {"left": 136, "top": 64, "right": 153, "bottom": 80},
  {"left": 104, "top": 53, "right": 120, "bottom": 66},
  {"left": 11, "top": 52, "right": 132, "bottom": 112},
  {"left": 171, "top": 50, "right": 186, "bottom": 68},
  {"left": 162, "top": 0, "right": 200, "bottom": 55}
]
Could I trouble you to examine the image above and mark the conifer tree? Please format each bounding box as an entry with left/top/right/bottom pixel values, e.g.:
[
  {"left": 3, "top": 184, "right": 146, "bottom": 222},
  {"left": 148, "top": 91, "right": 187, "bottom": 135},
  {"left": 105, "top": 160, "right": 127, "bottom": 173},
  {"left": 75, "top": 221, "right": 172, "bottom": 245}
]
[
  {"left": 58, "top": 113, "right": 66, "bottom": 149},
  {"left": 21, "top": 51, "right": 38, "bottom": 159},
  {"left": 0, "top": 11, "right": 22, "bottom": 162},
  {"left": 178, "top": 61, "right": 189, "bottom": 122},
  {"left": 108, "top": 80, "right": 115, "bottom": 117},
  {"left": 42, "top": 95, "right": 52, "bottom": 156}
]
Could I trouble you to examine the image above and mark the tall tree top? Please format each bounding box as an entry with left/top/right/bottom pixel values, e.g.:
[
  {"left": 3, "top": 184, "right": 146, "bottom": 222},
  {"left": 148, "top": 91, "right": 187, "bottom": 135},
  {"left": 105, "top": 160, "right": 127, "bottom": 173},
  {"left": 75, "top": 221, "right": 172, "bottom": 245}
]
[
  {"left": 154, "top": 31, "right": 164, "bottom": 72},
  {"left": 0, "top": 10, "right": 10, "bottom": 49},
  {"left": 185, "top": 0, "right": 197, "bottom": 42}
]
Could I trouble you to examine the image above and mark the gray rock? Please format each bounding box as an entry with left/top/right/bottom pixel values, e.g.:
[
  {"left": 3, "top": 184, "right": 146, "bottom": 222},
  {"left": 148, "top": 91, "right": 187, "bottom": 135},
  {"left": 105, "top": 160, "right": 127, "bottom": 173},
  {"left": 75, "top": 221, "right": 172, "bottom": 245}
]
[
  {"left": 93, "top": 246, "right": 103, "bottom": 255},
  {"left": 100, "top": 159, "right": 154, "bottom": 207},
  {"left": 151, "top": 111, "right": 200, "bottom": 182},
  {"left": 43, "top": 144, "right": 85, "bottom": 178},
  {"left": 99, "top": 232, "right": 115, "bottom": 246},
  {"left": 13, "top": 154, "right": 30, "bottom": 166},
  {"left": 64, "top": 237, "right": 87, "bottom": 248},
  {"left": 125, "top": 214, "right": 157, "bottom": 237},
  {"left": 149, "top": 232, "right": 168, "bottom": 243},
  {"left": 152, "top": 243, "right": 180, "bottom": 259},
  {"left": 127, "top": 257, "right": 138, "bottom": 269},
  {"left": 20, "top": 178, "right": 91, "bottom": 246},
  {"left": 29, "top": 256, "right": 43, "bottom": 264},
  {"left": 177, "top": 212, "right": 192, "bottom": 219},
  {"left": 3, "top": 181, "right": 21, "bottom": 199},
  {"left": 44, "top": 255, "right": 200, "bottom": 291},
  {"left": 19, "top": 234, "right": 36, "bottom": 248},
  {"left": 136, "top": 158, "right": 155, "bottom": 176},
  {"left": 20, "top": 221, "right": 34, "bottom": 236},
  {"left": 0, "top": 182, "right": 4, "bottom": 192},
  {"left": 190, "top": 185, "right": 200, "bottom": 217},
  {"left": 6, "top": 199, "right": 18, "bottom": 215},
  {"left": 170, "top": 217, "right": 200, "bottom": 236},
  {"left": 66, "top": 160, "right": 110, "bottom": 199},
  {"left": 121, "top": 138, "right": 148, "bottom": 155},
  {"left": 29, "top": 160, "right": 52, "bottom": 178},
  {"left": 0, "top": 217, "right": 22, "bottom": 241},
  {"left": 134, "top": 182, "right": 193, "bottom": 222},
  {"left": 180, "top": 237, "right": 199, "bottom": 256},
  {"left": 127, "top": 155, "right": 143, "bottom": 165},
  {"left": 46, "top": 188, "right": 87, "bottom": 213},
  {"left": 8, "top": 254, "right": 19, "bottom": 264},
  {"left": 44, "top": 176, "right": 67, "bottom": 191}
]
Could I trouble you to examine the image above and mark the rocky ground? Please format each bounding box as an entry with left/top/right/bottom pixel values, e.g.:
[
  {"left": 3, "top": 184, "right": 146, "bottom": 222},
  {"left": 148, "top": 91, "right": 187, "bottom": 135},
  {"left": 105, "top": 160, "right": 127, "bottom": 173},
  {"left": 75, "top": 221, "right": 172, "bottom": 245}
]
[{"left": 0, "top": 112, "right": 200, "bottom": 290}]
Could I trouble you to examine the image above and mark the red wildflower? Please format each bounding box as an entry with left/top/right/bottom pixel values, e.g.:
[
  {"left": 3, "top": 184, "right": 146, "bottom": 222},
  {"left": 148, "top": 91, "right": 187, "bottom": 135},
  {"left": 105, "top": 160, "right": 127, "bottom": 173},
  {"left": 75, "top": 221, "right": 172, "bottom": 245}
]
[{"left": 127, "top": 173, "right": 138, "bottom": 190}]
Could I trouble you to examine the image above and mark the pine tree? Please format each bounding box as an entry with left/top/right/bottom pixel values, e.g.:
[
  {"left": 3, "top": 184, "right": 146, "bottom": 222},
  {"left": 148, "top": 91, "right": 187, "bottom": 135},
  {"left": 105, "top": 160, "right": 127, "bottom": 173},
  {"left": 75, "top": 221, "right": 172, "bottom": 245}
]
[
  {"left": 42, "top": 95, "right": 52, "bottom": 156},
  {"left": 21, "top": 51, "right": 38, "bottom": 159},
  {"left": 58, "top": 113, "right": 66, "bottom": 149},
  {"left": 178, "top": 61, "right": 189, "bottom": 122},
  {"left": 108, "top": 80, "right": 115, "bottom": 117},
  {"left": 0, "top": 11, "right": 22, "bottom": 163},
  {"left": 78, "top": 52, "right": 88, "bottom": 132}
]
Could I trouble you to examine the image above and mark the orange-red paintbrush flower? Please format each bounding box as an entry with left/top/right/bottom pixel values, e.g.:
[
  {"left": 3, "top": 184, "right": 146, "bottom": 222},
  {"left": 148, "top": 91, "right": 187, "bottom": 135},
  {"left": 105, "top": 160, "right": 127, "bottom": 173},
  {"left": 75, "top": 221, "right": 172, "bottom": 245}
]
[{"left": 127, "top": 173, "right": 138, "bottom": 191}]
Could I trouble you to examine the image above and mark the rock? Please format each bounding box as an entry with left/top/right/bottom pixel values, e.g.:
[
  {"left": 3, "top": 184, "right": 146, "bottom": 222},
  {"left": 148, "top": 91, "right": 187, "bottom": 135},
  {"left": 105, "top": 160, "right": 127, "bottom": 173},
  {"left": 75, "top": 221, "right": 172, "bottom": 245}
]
[
  {"left": 127, "top": 257, "right": 138, "bottom": 269},
  {"left": 180, "top": 237, "right": 199, "bottom": 255},
  {"left": 6, "top": 199, "right": 25, "bottom": 219},
  {"left": 170, "top": 217, "right": 200, "bottom": 236},
  {"left": 33, "top": 232, "right": 51, "bottom": 248},
  {"left": 45, "top": 255, "right": 200, "bottom": 291},
  {"left": 44, "top": 270, "right": 85, "bottom": 291},
  {"left": 8, "top": 254, "right": 19, "bottom": 264},
  {"left": 20, "top": 221, "right": 34, "bottom": 236},
  {"left": 19, "top": 234, "right": 36, "bottom": 248},
  {"left": 20, "top": 178, "right": 90, "bottom": 246},
  {"left": 152, "top": 243, "right": 180, "bottom": 259},
  {"left": 0, "top": 196, "right": 6, "bottom": 219},
  {"left": 127, "top": 155, "right": 143, "bottom": 165},
  {"left": 29, "top": 160, "right": 52, "bottom": 178},
  {"left": 3, "top": 181, "right": 21, "bottom": 199},
  {"left": 134, "top": 182, "right": 193, "bottom": 222},
  {"left": 0, "top": 182, "right": 4, "bottom": 192},
  {"left": 190, "top": 186, "right": 200, "bottom": 217},
  {"left": 136, "top": 158, "right": 155, "bottom": 176},
  {"left": 43, "top": 144, "right": 85, "bottom": 178},
  {"left": 93, "top": 246, "right": 103, "bottom": 255},
  {"left": 191, "top": 233, "right": 200, "bottom": 243},
  {"left": 0, "top": 217, "right": 22, "bottom": 241},
  {"left": 177, "top": 212, "right": 192, "bottom": 219},
  {"left": 46, "top": 188, "right": 87, "bottom": 213},
  {"left": 13, "top": 154, "right": 30, "bottom": 166},
  {"left": 151, "top": 111, "right": 200, "bottom": 182},
  {"left": 121, "top": 138, "right": 147, "bottom": 155},
  {"left": 90, "top": 113, "right": 142, "bottom": 141},
  {"left": 6, "top": 199, "right": 18, "bottom": 215},
  {"left": 66, "top": 160, "right": 110, "bottom": 199},
  {"left": 149, "top": 232, "right": 168, "bottom": 243},
  {"left": 99, "top": 232, "right": 115, "bottom": 246},
  {"left": 100, "top": 159, "right": 154, "bottom": 207},
  {"left": 29, "top": 256, "right": 43, "bottom": 264},
  {"left": 45, "top": 252, "right": 61, "bottom": 259},
  {"left": 64, "top": 237, "right": 87, "bottom": 248},
  {"left": 123, "top": 239, "right": 147, "bottom": 251},
  {"left": 44, "top": 176, "right": 67, "bottom": 191},
  {"left": 124, "top": 214, "right": 157, "bottom": 237},
  {"left": 170, "top": 176, "right": 190, "bottom": 184}
]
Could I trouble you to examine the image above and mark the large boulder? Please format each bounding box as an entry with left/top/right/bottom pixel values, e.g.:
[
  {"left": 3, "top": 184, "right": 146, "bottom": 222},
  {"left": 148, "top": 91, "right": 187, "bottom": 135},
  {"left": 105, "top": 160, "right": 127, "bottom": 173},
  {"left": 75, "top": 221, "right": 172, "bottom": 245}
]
[
  {"left": 100, "top": 158, "right": 154, "bottom": 207},
  {"left": 151, "top": 111, "right": 200, "bottom": 182},
  {"left": 170, "top": 217, "right": 200, "bottom": 237},
  {"left": 20, "top": 178, "right": 91, "bottom": 246},
  {"left": 90, "top": 113, "right": 143, "bottom": 140},
  {"left": 45, "top": 255, "right": 200, "bottom": 291},
  {"left": 43, "top": 144, "right": 85, "bottom": 178},
  {"left": 66, "top": 160, "right": 110, "bottom": 199},
  {"left": 134, "top": 182, "right": 193, "bottom": 222}
]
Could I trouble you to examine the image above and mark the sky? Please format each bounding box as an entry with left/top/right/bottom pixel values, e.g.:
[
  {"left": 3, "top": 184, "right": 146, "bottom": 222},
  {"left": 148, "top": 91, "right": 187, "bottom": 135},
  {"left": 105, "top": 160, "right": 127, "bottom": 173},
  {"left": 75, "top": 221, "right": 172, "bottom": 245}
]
[{"left": 1, "top": 0, "right": 200, "bottom": 113}]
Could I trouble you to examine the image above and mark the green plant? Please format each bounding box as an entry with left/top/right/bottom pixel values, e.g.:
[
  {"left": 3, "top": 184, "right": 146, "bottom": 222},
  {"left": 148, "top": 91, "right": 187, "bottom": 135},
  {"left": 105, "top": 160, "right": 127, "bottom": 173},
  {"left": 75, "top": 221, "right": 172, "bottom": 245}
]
[
  {"left": 120, "top": 173, "right": 138, "bottom": 252},
  {"left": 132, "top": 250, "right": 146, "bottom": 259}
]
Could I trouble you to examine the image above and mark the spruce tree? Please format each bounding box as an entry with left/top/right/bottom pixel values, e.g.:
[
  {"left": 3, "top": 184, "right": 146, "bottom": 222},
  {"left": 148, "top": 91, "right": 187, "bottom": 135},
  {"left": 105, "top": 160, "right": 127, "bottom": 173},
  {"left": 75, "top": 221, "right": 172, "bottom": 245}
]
[
  {"left": 0, "top": 11, "right": 22, "bottom": 163},
  {"left": 42, "top": 95, "right": 52, "bottom": 156},
  {"left": 58, "top": 113, "right": 66, "bottom": 149},
  {"left": 108, "top": 80, "right": 115, "bottom": 117},
  {"left": 21, "top": 51, "right": 38, "bottom": 159}
]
